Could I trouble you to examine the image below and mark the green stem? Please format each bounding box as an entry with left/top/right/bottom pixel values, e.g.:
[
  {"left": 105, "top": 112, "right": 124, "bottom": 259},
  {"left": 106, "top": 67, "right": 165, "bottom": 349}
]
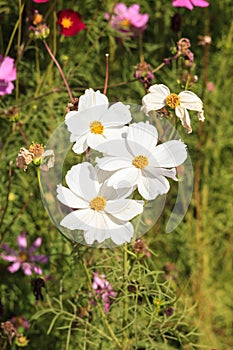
[{"left": 4, "top": 3, "right": 24, "bottom": 58}]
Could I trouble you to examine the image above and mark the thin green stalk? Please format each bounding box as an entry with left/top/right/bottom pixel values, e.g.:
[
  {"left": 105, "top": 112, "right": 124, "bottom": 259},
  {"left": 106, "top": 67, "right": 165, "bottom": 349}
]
[
  {"left": 15, "top": 0, "right": 23, "bottom": 103},
  {"left": 4, "top": 3, "right": 24, "bottom": 58}
]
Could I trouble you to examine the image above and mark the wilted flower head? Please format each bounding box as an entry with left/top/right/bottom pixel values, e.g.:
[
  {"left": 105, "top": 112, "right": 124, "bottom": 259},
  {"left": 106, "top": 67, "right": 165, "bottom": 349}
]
[
  {"left": 133, "top": 239, "right": 151, "bottom": 257},
  {"left": 134, "top": 61, "right": 154, "bottom": 89},
  {"left": 92, "top": 271, "right": 116, "bottom": 312},
  {"left": 57, "top": 9, "right": 85, "bottom": 36},
  {"left": 0, "top": 232, "right": 49, "bottom": 275},
  {"left": 105, "top": 3, "right": 149, "bottom": 37},
  {"left": 29, "top": 11, "right": 50, "bottom": 40},
  {"left": 0, "top": 55, "right": 16, "bottom": 96},
  {"left": 177, "top": 38, "right": 194, "bottom": 63},
  {"left": 16, "top": 143, "right": 54, "bottom": 171},
  {"left": 1, "top": 321, "right": 16, "bottom": 345},
  {"left": 172, "top": 0, "right": 209, "bottom": 11},
  {"left": 15, "top": 335, "right": 29, "bottom": 347},
  {"left": 16, "top": 147, "right": 34, "bottom": 171}
]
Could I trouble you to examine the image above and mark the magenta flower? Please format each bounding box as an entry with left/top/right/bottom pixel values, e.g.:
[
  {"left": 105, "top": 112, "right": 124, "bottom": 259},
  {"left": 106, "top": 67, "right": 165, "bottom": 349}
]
[
  {"left": 1, "top": 232, "right": 49, "bottom": 275},
  {"left": 92, "top": 271, "right": 116, "bottom": 313},
  {"left": 33, "top": 0, "right": 49, "bottom": 3},
  {"left": 0, "top": 55, "right": 16, "bottom": 96},
  {"left": 105, "top": 3, "right": 149, "bottom": 37},
  {"left": 172, "top": 0, "right": 209, "bottom": 10}
]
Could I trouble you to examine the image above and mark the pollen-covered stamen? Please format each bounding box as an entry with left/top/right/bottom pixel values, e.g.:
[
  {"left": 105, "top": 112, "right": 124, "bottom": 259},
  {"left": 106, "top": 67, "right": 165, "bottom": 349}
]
[
  {"left": 90, "top": 196, "right": 107, "bottom": 211},
  {"left": 165, "top": 93, "right": 180, "bottom": 109},
  {"left": 61, "top": 17, "right": 73, "bottom": 29},
  {"left": 121, "top": 19, "right": 131, "bottom": 28},
  {"left": 132, "top": 155, "right": 149, "bottom": 169},
  {"left": 90, "top": 121, "right": 104, "bottom": 134}
]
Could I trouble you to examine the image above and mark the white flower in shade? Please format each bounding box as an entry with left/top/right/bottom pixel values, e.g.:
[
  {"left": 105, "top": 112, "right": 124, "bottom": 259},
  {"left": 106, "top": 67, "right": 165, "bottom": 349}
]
[
  {"left": 65, "top": 88, "right": 131, "bottom": 154},
  {"left": 96, "top": 122, "right": 187, "bottom": 200},
  {"left": 57, "top": 162, "right": 144, "bottom": 245},
  {"left": 141, "top": 84, "right": 204, "bottom": 133}
]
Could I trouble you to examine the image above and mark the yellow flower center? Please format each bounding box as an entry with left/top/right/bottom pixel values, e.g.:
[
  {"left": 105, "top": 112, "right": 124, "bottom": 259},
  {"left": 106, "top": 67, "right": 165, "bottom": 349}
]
[
  {"left": 90, "top": 121, "right": 104, "bottom": 134},
  {"left": 121, "top": 19, "right": 131, "bottom": 28},
  {"left": 61, "top": 17, "right": 73, "bottom": 29},
  {"left": 90, "top": 196, "right": 106, "bottom": 211},
  {"left": 132, "top": 155, "right": 149, "bottom": 169},
  {"left": 165, "top": 93, "right": 180, "bottom": 109},
  {"left": 19, "top": 252, "right": 29, "bottom": 262}
]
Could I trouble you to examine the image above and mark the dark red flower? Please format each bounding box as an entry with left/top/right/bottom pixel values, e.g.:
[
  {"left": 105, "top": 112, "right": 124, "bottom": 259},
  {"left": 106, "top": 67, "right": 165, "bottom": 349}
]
[{"left": 57, "top": 9, "right": 85, "bottom": 36}]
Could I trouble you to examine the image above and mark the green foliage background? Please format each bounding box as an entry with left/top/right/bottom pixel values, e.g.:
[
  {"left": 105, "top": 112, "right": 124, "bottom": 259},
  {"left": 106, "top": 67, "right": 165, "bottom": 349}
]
[{"left": 0, "top": 0, "right": 232, "bottom": 349}]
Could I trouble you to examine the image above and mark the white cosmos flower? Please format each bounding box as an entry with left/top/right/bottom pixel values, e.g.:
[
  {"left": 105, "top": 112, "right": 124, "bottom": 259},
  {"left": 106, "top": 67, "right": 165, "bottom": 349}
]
[
  {"left": 57, "top": 162, "right": 144, "bottom": 245},
  {"left": 141, "top": 84, "right": 204, "bottom": 133},
  {"left": 96, "top": 122, "right": 187, "bottom": 201},
  {"left": 65, "top": 88, "right": 131, "bottom": 154}
]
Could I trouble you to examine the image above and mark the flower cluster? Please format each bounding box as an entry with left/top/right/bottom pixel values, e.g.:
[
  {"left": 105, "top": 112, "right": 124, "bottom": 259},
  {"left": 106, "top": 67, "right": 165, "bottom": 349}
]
[
  {"left": 92, "top": 271, "right": 116, "bottom": 312},
  {"left": 0, "top": 232, "right": 49, "bottom": 275},
  {"left": 105, "top": 3, "right": 149, "bottom": 37},
  {"left": 29, "top": 10, "right": 50, "bottom": 40},
  {"left": 16, "top": 143, "right": 54, "bottom": 171},
  {"left": 0, "top": 55, "right": 16, "bottom": 96},
  {"left": 57, "top": 88, "right": 189, "bottom": 245}
]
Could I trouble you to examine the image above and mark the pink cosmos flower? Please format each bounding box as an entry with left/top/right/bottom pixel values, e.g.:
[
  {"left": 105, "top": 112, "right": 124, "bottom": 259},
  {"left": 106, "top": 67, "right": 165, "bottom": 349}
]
[
  {"left": 0, "top": 232, "right": 49, "bottom": 275},
  {"left": 105, "top": 3, "right": 149, "bottom": 36},
  {"left": 92, "top": 271, "right": 116, "bottom": 313},
  {"left": 0, "top": 55, "right": 16, "bottom": 96},
  {"left": 172, "top": 0, "right": 209, "bottom": 10},
  {"left": 33, "top": 0, "right": 49, "bottom": 3}
]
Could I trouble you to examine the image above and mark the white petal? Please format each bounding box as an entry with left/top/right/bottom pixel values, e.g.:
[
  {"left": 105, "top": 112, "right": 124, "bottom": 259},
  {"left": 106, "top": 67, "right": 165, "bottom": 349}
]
[
  {"left": 141, "top": 84, "right": 170, "bottom": 114},
  {"left": 179, "top": 91, "right": 203, "bottom": 111},
  {"left": 72, "top": 133, "right": 88, "bottom": 154},
  {"left": 78, "top": 88, "right": 109, "bottom": 111},
  {"left": 107, "top": 167, "right": 140, "bottom": 189},
  {"left": 138, "top": 172, "right": 170, "bottom": 200},
  {"left": 65, "top": 163, "right": 99, "bottom": 200},
  {"left": 86, "top": 133, "right": 106, "bottom": 150},
  {"left": 84, "top": 228, "right": 110, "bottom": 244},
  {"left": 100, "top": 102, "right": 131, "bottom": 126},
  {"left": 103, "top": 125, "right": 128, "bottom": 140},
  {"left": 65, "top": 110, "right": 78, "bottom": 121},
  {"left": 57, "top": 184, "right": 88, "bottom": 208},
  {"left": 148, "top": 84, "right": 170, "bottom": 96},
  {"left": 105, "top": 199, "right": 143, "bottom": 221},
  {"left": 146, "top": 167, "right": 178, "bottom": 181},
  {"left": 151, "top": 140, "right": 187, "bottom": 167},
  {"left": 126, "top": 122, "right": 158, "bottom": 154},
  {"left": 99, "top": 181, "right": 134, "bottom": 200},
  {"left": 96, "top": 156, "right": 131, "bottom": 171},
  {"left": 175, "top": 106, "right": 192, "bottom": 133},
  {"left": 95, "top": 139, "right": 132, "bottom": 158},
  {"left": 110, "top": 222, "right": 134, "bottom": 245},
  {"left": 60, "top": 208, "right": 95, "bottom": 230}
]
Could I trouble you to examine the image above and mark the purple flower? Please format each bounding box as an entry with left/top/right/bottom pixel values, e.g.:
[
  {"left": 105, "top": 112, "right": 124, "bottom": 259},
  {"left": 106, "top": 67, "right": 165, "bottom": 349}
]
[
  {"left": 10, "top": 316, "right": 30, "bottom": 331},
  {"left": 172, "top": 0, "right": 209, "bottom": 11},
  {"left": 1, "top": 232, "right": 49, "bottom": 275},
  {"left": 92, "top": 271, "right": 116, "bottom": 313},
  {"left": 105, "top": 3, "right": 149, "bottom": 37},
  {"left": 0, "top": 55, "right": 16, "bottom": 96}
]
